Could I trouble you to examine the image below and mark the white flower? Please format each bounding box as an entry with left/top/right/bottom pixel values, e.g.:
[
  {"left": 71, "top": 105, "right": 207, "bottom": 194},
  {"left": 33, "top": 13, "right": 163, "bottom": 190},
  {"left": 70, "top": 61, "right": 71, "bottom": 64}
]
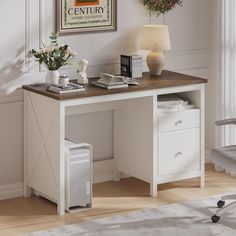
[
  {"left": 66, "top": 47, "right": 77, "bottom": 57},
  {"left": 65, "top": 47, "right": 71, "bottom": 54},
  {"left": 38, "top": 48, "right": 45, "bottom": 54},
  {"left": 44, "top": 45, "right": 55, "bottom": 53},
  {"left": 70, "top": 50, "right": 77, "bottom": 57}
]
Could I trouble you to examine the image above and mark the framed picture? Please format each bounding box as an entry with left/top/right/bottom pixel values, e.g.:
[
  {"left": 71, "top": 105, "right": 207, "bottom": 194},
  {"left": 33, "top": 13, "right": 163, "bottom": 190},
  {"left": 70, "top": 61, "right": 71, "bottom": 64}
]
[{"left": 57, "top": 0, "right": 117, "bottom": 34}]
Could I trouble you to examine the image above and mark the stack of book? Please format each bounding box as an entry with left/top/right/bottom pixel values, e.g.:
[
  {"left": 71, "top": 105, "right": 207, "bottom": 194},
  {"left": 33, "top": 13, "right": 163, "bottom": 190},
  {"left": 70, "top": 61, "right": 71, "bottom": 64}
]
[
  {"left": 48, "top": 83, "right": 85, "bottom": 94},
  {"left": 92, "top": 73, "right": 128, "bottom": 90},
  {"left": 120, "top": 54, "right": 143, "bottom": 78}
]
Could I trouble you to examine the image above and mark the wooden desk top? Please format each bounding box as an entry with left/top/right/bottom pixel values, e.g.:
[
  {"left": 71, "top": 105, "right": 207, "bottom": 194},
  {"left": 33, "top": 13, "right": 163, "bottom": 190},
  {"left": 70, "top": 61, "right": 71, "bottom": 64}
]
[{"left": 22, "top": 71, "right": 207, "bottom": 101}]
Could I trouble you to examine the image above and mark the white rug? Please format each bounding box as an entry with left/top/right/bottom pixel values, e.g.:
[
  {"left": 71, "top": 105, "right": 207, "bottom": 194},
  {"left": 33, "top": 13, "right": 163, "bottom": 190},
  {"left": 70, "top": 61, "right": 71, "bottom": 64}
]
[{"left": 23, "top": 195, "right": 236, "bottom": 236}]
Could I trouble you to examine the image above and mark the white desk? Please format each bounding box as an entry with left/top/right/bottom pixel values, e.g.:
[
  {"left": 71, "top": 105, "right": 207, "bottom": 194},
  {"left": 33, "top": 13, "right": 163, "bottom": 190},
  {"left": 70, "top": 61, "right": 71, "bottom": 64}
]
[{"left": 23, "top": 71, "right": 207, "bottom": 215}]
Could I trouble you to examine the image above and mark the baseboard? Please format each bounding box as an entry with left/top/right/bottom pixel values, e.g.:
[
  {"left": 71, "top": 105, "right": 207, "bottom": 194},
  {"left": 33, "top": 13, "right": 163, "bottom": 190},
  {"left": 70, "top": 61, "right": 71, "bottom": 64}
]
[
  {"left": 1, "top": 151, "right": 210, "bottom": 201},
  {"left": 0, "top": 159, "right": 117, "bottom": 200},
  {"left": 93, "top": 159, "right": 115, "bottom": 183},
  {"left": 0, "top": 183, "right": 24, "bottom": 200},
  {"left": 205, "top": 149, "right": 211, "bottom": 164}
]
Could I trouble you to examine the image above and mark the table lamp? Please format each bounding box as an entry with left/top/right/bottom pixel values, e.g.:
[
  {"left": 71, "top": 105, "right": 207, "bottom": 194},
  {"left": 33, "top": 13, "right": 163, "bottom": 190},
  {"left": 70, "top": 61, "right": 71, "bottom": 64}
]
[{"left": 141, "top": 25, "right": 171, "bottom": 76}]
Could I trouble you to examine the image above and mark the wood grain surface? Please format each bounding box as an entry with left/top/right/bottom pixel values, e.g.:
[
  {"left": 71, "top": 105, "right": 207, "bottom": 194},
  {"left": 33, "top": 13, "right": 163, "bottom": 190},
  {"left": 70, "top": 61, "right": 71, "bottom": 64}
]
[{"left": 22, "top": 71, "right": 207, "bottom": 101}]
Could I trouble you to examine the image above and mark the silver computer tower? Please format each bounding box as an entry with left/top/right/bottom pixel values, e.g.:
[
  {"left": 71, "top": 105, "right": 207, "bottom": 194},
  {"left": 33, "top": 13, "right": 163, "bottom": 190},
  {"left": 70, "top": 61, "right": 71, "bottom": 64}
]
[{"left": 65, "top": 140, "right": 92, "bottom": 212}]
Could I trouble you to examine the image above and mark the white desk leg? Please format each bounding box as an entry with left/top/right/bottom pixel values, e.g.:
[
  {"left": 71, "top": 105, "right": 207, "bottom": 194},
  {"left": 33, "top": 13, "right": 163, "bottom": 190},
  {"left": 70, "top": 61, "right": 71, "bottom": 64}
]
[
  {"left": 113, "top": 109, "right": 121, "bottom": 182},
  {"left": 113, "top": 169, "right": 121, "bottom": 182},
  {"left": 151, "top": 95, "right": 158, "bottom": 197},
  {"left": 58, "top": 104, "right": 65, "bottom": 216},
  {"left": 150, "top": 181, "right": 158, "bottom": 197},
  {"left": 200, "top": 86, "right": 205, "bottom": 188},
  {"left": 200, "top": 174, "right": 205, "bottom": 188},
  {"left": 24, "top": 92, "right": 32, "bottom": 198}
]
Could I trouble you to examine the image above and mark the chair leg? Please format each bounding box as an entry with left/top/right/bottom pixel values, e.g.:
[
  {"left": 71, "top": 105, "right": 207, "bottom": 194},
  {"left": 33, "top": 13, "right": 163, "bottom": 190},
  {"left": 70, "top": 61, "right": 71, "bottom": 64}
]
[
  {"left": 221, "top": 194, "right": 236, "bottom": 201},
  {"left": 212, "top": 196, "right": 236, "bottom": 223},
  {"left": 216, "top": 201, "right": 236, "bottom": 216}
]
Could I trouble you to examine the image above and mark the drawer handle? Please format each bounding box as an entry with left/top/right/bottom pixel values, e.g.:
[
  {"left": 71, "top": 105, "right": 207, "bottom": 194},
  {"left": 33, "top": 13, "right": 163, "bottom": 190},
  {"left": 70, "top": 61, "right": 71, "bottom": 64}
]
[
  {"left": 175, "top": 152, "right": 183, "bottom": 158},
  {"left": 175, "top": 120, "right": 183, "bottom": 126}
]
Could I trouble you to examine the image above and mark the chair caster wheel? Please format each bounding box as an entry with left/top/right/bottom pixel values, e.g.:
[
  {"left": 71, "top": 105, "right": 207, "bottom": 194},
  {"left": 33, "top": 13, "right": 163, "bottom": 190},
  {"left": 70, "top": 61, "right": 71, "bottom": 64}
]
[
  {"left": 217, "top": 200, "right": 225, "bottom": 208},
  {"left": 212, "top": 215, "right": 220, "bottom": 223}
]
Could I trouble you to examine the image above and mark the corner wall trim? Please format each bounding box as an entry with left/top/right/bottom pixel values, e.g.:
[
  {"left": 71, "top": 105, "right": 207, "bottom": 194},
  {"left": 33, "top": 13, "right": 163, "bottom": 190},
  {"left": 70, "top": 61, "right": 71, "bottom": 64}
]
[
  {"left": 0, "top": 183, "right": 24, "bottom": 200},
  {"left": 205, "top": 149, "right": 211, "bottom": 164},
  {"left": 0, "top": 159, "right": 116, "bottom": 200}
]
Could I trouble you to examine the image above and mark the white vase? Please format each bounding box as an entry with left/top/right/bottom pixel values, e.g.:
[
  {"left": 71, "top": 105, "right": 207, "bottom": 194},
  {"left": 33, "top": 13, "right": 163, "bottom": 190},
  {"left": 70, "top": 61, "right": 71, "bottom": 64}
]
[{"left": 46, "top": 70, "right": 60, "bottom": 85}]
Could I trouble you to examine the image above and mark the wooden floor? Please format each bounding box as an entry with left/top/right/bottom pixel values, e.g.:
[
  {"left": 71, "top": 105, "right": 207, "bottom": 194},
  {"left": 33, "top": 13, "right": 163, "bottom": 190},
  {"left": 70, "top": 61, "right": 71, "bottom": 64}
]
[{"left": 0, "top": 163, "right": 235, "bottom": 236}]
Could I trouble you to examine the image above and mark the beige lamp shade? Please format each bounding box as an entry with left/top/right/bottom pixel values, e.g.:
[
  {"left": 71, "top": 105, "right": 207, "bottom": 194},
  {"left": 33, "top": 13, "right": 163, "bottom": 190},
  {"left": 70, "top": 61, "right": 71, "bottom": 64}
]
[{"left": 141, "top": 25, "right": 171, "bottom": 51}]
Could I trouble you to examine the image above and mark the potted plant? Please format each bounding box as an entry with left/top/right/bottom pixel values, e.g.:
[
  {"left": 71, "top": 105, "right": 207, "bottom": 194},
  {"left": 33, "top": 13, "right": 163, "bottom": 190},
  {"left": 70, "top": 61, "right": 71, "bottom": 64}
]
[
  {"left": 30, "top": 32, "right": 77, "bottom": 85},
  {"left": 142, "top": 0, "right": 183, "bottom": 17}
]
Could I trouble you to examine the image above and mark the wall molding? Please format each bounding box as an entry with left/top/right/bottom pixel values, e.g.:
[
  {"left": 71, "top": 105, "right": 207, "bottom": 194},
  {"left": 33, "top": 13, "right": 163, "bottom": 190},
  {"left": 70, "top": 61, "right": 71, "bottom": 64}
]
[
  {"left": 0, "top": 183, "right": 23, "bottom": 200},
  {"left": 66, "top": 48, "right": 210, "bottom": 69},
  {"left": 0, "top": 151, "right": 210, "bottom": 200},
  {"left": 0, "top": 94, "right": 23, "bottom": 105},
  {"left": 0, "top": 159, "right": 116, "bottom": 199},
  {"left": 25, "top": 0, "right": 30, "bottom": 71},
  {"left": 93, "top": 159, "right": 115, "bottom": 183},
  {"left": 167, "top": 48, "right": 210, "bottom": 56},
  {"left": 0, "top": 99, "right": 23, "bottom": 108},
  {"left": 205, "top": 149, "right": 211, "bottom": 164}
]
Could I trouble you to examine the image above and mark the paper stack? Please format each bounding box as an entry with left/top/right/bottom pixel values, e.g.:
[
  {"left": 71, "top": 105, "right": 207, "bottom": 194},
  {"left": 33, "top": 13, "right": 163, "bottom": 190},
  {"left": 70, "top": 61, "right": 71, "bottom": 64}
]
[{"left": 157, "top": 94, "right": 196, "bottom": 113}]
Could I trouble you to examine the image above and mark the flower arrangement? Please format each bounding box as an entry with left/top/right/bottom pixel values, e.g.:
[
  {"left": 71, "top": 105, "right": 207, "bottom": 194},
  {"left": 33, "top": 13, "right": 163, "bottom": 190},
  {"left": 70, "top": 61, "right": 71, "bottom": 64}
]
[
  {"left": 142, "top": 0, "right": 183, "bottom": 16},
  {"left": 30, "top": 32, "right": 77, "bottom": 71}
]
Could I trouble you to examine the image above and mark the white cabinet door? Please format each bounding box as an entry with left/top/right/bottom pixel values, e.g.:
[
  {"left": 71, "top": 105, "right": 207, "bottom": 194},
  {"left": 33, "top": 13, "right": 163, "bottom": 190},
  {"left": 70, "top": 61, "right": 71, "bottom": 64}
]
[{"left": 158, "top": 129, "right": 200, "bottom": 176}]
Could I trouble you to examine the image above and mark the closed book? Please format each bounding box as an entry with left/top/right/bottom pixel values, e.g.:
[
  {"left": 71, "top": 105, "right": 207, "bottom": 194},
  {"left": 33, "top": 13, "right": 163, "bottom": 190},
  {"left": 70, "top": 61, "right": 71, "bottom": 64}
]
[
  {"left": 48, "top": 83, "right": 85, "bottom": 94},
  {"left": 98, "top": 79, "right": 125, "bottom": 86},
  {"left": 92, "top": 81, "right": 128, "bottom": 90}
]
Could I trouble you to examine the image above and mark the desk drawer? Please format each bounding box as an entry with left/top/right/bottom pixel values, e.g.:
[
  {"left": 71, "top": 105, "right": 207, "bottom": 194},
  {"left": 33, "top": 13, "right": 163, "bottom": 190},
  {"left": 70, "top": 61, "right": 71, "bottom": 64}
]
[
  {"left": 158, "top": 129, "right": 200, "bottom": 176},
  {"left": 157, "top": 109, "right": 200, "bottom": 133}
]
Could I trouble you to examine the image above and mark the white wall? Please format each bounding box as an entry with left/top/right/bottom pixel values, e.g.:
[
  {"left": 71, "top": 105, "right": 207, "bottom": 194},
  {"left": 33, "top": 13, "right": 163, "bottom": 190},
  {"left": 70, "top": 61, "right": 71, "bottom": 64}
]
[
  {"left": 0, "top": 0, "right": 25, "bottom": 189},
  {"left": 207, "top": 0, "right": 219, "bottom": 150},
  {"left": 0, "top": 0, "right": 213, "bottom": 198}
]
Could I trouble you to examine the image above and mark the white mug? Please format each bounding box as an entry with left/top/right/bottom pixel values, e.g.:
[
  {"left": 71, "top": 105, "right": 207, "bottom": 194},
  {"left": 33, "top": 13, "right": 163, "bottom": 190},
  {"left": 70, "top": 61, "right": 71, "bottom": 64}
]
[{"left": 59, "top": 75, "right": 70, "bottom": 88}]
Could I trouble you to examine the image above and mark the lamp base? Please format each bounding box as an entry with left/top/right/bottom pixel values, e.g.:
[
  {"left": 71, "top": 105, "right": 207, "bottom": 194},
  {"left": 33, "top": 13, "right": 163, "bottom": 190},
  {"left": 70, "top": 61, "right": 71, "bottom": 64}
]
[{"left": 146, "top": 51, "right": 165, "bottom": 76}]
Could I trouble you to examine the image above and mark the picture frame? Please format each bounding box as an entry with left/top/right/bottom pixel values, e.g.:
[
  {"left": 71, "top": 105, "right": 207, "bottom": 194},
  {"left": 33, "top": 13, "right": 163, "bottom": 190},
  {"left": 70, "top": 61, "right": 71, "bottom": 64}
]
[{"left": 57, "top": 0, "right": 117, "bottom": 34}]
